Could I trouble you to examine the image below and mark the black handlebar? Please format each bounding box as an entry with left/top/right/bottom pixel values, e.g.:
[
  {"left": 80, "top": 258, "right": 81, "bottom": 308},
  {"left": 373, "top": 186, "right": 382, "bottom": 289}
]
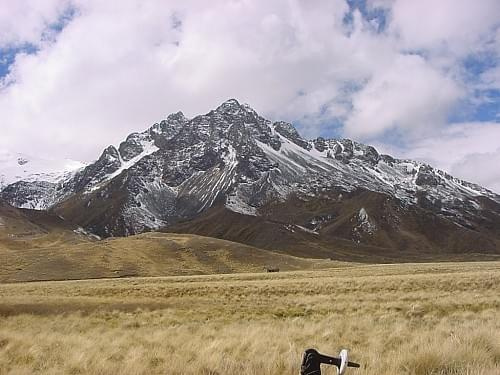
[{"left": 300, "top": 348, "right": 360, "bottom": 375}]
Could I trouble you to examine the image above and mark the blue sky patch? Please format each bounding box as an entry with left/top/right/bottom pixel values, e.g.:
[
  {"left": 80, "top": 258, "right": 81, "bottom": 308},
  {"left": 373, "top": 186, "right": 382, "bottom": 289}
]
[
  {"left": 0, "top": 44, "right": 38, "bottom": 79},
  {"left": 0, "top": 5, "right": 76, "bottom": 81},
  {"left": 344, "top": 0, "right": 388, "bottom": 33},
  {"left": 47, "top": 5, "right": 78, "bottom": 34}
]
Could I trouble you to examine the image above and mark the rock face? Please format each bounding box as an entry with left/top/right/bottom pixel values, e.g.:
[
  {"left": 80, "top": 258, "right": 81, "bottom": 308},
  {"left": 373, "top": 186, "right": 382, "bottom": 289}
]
[
  {"left": 0, "top": 181, "right": 58, "bottom": 210},
  {"left": 1, "top": 99, "right": 500, "bottom": 256}
]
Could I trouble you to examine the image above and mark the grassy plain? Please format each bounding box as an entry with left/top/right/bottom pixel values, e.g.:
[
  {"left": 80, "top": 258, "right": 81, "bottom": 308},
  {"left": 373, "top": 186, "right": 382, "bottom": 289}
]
[{"left": 0, "top": 262, "right": 499, "bottom": 375}]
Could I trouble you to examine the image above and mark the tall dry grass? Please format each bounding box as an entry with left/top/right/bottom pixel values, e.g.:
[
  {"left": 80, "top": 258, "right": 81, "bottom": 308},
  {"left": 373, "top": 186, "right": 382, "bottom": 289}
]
[{"left": 0, "top": 262, "right": 499, "bottom": 374}]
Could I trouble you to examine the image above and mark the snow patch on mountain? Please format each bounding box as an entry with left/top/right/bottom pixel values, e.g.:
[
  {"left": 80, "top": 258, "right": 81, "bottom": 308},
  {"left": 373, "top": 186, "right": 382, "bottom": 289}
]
[
  {"left": 0, "top": 150, "right": 85, "bottom": 190},
  {"left": 226, "top": 192, "right": 258, "bottom": 216},
  {"left": 358, "top": 207, "right": 376, "bottom": 233},
  {"left": 352, "top": 207, "right": 376, "bottom": 243},
  {"left": 73, "top": 227, "right": 101, "bottom": 240},
  {"left": 88, "top": 139, "right": 159, "bottom": 192},
  {"left": 296, "top": 224, "right": 319, "bottom": 235},
  {"left": 124, "top": 177, "right": 177, "bottom": 233},
  {"left": 113, "top": 139, "right": 159, "bottom": 179}
]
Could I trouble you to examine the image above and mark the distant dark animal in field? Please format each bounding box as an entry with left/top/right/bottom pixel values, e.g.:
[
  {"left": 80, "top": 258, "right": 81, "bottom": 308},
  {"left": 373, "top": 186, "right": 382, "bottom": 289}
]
[{"left": 266, "top": 267, "right": 279, "bottom": 273}]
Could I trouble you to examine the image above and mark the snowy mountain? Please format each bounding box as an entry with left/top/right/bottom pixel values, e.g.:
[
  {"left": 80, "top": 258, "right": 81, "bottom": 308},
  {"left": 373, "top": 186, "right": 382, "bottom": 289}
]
[
  {"left": 0, "top": 151, "right": 84, "bottom": 187},
  {"left": 0, "top": 151, "right": 85, "bottom": 209},
  {"left": 2, "top": 99, "right": 500, "bottom": 257}
]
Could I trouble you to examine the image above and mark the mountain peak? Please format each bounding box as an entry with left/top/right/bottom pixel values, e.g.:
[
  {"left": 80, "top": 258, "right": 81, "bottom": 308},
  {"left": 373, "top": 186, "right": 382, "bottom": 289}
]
[
  {"left": 221, "top": 98, "right": 241, "bottom": 106},
  {"left": 215, "top": 98, "right": 248, "bottom": 114}
]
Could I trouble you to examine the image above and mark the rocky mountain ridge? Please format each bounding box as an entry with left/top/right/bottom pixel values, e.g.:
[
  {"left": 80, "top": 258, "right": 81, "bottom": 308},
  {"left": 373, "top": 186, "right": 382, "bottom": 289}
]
[{"left": 1, "top": 99, "right": 499, "bottom": 256}]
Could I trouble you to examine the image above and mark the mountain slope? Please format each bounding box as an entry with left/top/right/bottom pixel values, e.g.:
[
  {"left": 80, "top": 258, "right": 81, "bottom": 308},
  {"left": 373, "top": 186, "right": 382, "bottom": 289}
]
[
  {"left": 2, "top": 99, "right": 500, "bottom": 257},
  {"left": 169, "top": 192, "right": 500, "bottom": 262}
]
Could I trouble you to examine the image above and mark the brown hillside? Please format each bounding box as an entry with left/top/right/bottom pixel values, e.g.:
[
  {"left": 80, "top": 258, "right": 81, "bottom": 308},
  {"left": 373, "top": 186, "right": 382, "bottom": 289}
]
[
  {"left": 169, "top": 189, "right": 500, "bottom": 262},
  {"left": 0, "top": 201, "right": 335, "bottom": 282}
]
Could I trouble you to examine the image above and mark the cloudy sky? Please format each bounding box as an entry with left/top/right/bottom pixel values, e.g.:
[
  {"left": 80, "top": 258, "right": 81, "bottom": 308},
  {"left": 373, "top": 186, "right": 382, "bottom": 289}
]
[{"left": 0, "top": 0, "right": 499, "bottom": 192}]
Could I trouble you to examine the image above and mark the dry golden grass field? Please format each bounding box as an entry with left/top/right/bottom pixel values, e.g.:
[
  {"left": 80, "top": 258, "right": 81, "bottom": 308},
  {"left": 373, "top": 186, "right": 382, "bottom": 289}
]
[{"left": 0, "top": 261, "right": 499, "bottom": 375}]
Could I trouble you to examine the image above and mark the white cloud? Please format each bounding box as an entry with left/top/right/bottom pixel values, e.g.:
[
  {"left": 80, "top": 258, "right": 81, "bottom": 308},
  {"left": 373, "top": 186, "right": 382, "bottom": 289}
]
[
  {"left": 0, "top": 0, "right": 71, "bottom": 47},
  {"left": 377, "top": 122, "right": 500, "bottom": 193},
  {"left": 452, "top": 149, "right": 500, "bottom": 193},
  {"left": 344, "top": 54, "right": 463, "bottom": 140},
  {"left": 0, "top": 0, "right": 361, "bottom": 160},
  {"left": 387, "top": 0, "right": 500, "bottom": 57}
]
